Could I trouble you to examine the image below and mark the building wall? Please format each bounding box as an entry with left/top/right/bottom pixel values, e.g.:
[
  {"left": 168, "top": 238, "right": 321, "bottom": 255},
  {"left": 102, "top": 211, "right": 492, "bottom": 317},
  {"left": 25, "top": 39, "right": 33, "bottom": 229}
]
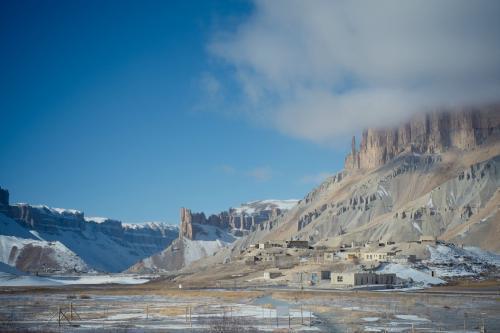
[
  {"left": 324, "top": 252, "right": 335, "bottom": 262},
  {"left": 331, "top": 273, "right": 355, "bottom": 286},
  {"left": 363, "top": 252, "right": 388, "bottom": 261},
  {"left": 331, "top": 272, "right": 396, "bottom": 287}
]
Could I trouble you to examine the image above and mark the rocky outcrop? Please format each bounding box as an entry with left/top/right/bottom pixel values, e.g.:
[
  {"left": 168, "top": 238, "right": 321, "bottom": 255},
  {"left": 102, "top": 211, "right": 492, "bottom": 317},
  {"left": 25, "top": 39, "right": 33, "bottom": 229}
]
[
  {"left": 0, "top": 187, "right": 9, "bottom": 215},
  {"left": 179, "top": 200, "right": 298, "bottom": 240},
  {"left": 180, "top": 207, "right": 195, "bottom": 239},
  {"left": 129, "top": 200, "right": 298, "bottom": 272},
  {"left": 345, "top": 106, "right": 500, "bottom": 170}
]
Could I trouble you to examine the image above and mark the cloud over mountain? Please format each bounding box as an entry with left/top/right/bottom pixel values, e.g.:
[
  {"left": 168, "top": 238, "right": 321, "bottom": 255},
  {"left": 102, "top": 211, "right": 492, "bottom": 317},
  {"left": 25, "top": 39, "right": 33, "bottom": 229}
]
[{"left": 210, "top": 0, "right": 500, "bottom": 143}]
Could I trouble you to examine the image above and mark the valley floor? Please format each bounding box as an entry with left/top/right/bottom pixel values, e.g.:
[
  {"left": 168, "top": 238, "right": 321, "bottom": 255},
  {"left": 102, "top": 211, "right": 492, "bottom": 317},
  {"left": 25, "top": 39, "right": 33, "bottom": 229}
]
[{"left": 0, "top": 279, "right": 498, "bottom": 332}]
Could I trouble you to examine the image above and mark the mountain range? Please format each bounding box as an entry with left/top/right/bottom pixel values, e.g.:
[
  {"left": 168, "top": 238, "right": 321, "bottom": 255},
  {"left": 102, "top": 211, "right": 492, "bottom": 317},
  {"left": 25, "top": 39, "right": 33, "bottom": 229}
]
[
  {"left": 0, "top": 193, "right": 178, "bottom": 273},
  {"left": 1, "top": 105, "right": 498, "bottom": 276}
]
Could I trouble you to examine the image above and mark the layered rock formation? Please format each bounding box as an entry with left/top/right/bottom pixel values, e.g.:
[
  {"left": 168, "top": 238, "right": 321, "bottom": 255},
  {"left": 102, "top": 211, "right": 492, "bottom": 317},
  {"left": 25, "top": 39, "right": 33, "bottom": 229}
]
[
  {"left": 345, "top": 106, "right": 500, "bottom": 170},
  {"left": 179, "top": 200, "right": 298, "bottom": 239},
  {"left": 235, "top": 106, "right": 500, "bottom": 253},
  {"left": 0, "top": 189, "right": 178, "bottom": 272},
  {"left": 129, "top": 200, "right": 298, "bottom": 272}
]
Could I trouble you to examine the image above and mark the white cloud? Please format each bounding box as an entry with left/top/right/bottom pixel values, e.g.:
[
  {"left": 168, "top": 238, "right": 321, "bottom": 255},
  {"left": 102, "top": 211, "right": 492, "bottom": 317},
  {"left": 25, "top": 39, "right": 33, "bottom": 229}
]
[
  {"left": 246, "top": 166, "right": 272, "bottom": 182},
  {"left": 209, "top": 0, "right": 500, "bottom": 143}
]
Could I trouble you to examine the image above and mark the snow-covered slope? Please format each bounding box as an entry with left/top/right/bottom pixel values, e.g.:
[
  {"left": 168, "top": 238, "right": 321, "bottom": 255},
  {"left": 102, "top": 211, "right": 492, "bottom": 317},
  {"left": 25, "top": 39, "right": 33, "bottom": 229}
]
[
  {"left": 0, "top": 200, "right": 178, "bottom": 273},
  {"left": 0, "top": 213, "right": 90, "bottom": 273},
  {"left": 129, "top": 199, "right": 297, "bottom": 273},
  {"left": 377, "top": 244, "right": 499, "bottom": 286},
  {"left": 129, "top": 224, "right": 237, "bottom": 272},
  {"left": 231, "top": 199, "right": 299, "bottom": 215}
]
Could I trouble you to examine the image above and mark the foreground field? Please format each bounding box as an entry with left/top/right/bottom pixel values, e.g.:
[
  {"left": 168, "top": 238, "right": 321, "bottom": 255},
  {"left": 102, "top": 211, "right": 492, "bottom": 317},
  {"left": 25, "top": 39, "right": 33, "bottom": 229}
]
[{"left": 0, "top": 279, "right": 499, "bottom": 332}]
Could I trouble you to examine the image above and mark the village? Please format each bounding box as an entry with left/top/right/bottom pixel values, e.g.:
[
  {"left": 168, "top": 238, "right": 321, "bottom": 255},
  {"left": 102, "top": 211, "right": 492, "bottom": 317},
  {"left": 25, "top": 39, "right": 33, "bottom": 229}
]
[{"left": 232, "top": 235, "right": 483, "bottom": 290}]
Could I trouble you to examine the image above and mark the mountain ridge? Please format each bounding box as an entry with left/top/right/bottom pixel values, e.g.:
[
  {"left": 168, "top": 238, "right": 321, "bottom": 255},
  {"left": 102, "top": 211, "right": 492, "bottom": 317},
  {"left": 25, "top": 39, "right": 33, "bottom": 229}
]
[{"left": 0, "top": 192, "right": 178, "bottom": 273}]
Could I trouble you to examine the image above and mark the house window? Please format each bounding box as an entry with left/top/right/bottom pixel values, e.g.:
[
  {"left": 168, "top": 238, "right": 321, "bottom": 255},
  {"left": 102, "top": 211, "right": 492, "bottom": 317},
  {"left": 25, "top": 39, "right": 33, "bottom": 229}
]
[{"left": 337, "top": 276, "right": 343, "bottom": 282}]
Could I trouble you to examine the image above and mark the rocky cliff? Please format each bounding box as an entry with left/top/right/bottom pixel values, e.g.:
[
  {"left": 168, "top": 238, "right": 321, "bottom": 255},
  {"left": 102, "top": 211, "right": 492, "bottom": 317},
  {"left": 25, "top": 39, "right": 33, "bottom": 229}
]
[
  {"left": 345, "top": 106, "right": 500, "bottom": 170},
  {"left": 0, "top": 187, "right": 9, "bottom": 216},
  {"left": 0, "top": 189, "right": 178, "bottom": 273},
  {"left": 128, "top": 199, "right": 298, "bottom": 272},
  {"left": 179, "top": 200, "right": 298, "bottom": 239},
  {"left": 235, "top": 107, "right": 500, "bottom": 253}
]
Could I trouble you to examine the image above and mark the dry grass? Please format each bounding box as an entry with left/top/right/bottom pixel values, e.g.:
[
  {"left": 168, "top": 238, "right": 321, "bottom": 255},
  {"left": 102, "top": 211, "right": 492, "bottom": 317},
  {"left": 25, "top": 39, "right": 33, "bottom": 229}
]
[{"left": 153, "top": 306, "right": 186, "bottom": 316}]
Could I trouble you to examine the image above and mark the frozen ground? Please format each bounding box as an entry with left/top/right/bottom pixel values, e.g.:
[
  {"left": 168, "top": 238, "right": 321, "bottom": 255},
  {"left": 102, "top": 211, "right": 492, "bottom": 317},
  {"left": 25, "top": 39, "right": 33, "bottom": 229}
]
[
  {"left": 0, "top": 287, "right": 498, "bottom": 332},
  {"left": 0, "top": 272, "right": 152, "bottom": 286},
  {"left": 0, "top": 292, "right": 319, "bottom": 332}
]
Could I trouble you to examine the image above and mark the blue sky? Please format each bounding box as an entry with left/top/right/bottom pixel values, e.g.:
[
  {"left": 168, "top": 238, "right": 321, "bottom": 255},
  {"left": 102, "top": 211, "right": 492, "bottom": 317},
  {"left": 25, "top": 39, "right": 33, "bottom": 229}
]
[
  {"left": 3, "top": 1, "right": 497, "bottom": 224},
  {"left": 0, "top": 1, "right": 348, "bottom": 223}
]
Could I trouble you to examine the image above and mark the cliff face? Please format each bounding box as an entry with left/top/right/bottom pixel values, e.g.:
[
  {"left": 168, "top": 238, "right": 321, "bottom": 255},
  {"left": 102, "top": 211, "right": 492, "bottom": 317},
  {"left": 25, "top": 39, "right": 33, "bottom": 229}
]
[
  {"left": 0, "top": 187, "right": 9, "bottom": 215},
  {"left": 345, "top": 106, "right": 500, "bottom": 170},
  {"left": 0, "top": 187, "right": 9, "bottom": 207},
  {"left": 0, "top": 196, "right": 178, "bottom": 272},
  {"left": 179, "top": 200, "right": 298, "bottom": 239}
]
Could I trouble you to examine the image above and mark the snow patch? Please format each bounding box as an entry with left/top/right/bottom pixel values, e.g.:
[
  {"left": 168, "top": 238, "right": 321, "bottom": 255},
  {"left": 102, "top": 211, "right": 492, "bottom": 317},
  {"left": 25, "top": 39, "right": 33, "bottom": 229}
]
[
  {"left": 231, "top": 199, "right": 299, "bottom": 215},
  {"left": 411, "top": 222, "right": 422, "bottom": 234},
  {"left": 377, "top": 263, "right": 445, "bottom": 286}
]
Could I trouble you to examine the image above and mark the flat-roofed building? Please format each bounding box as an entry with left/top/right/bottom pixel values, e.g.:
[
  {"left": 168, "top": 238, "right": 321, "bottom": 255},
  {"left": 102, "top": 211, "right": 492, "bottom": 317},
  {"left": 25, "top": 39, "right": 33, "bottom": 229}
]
[
  {"left": 331, "top": 272, "right": 396, "bottom": 288},
  {"left": 284, "top": 240, "right": 309, "bottom": 249},
  {"left": 324, "top": 252, "right": 336, "bottom": 262},
  {"left": 419, "top": 235, "right": 437, "bottom": 244},
  {"left": 362, "top": 252, "right": 390, "bottom": 262},
  {"left": 389, "top": 254, "right": 416, "bottom": 264}
]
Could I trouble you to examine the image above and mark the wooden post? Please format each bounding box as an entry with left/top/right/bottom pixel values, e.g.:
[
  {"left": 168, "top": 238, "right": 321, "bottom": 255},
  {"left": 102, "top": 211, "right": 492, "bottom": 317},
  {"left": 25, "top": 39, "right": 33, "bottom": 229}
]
[
  {"left": 288, "top": 312, "right": 291, "bottom": 328},
  {"left": 309, "top": 308, "right": 311, "bottom": 327},
  {"left": 146, "top": 304, "right": 149, "bottom": 320},
  {"left": 301, "top": 304, "right": 303, "bottom": 325},
  {"left": 276, "top": 308, "right": 278, "bottom": 328},
  {"left": 189, "top": 306, "right": 192, "bottom": 327},
  {"left": 58, "top": 306, "right": 61, "bottom": 327},
  {"left": 70, "top": 302, "right": 73, "bottom": 321}
]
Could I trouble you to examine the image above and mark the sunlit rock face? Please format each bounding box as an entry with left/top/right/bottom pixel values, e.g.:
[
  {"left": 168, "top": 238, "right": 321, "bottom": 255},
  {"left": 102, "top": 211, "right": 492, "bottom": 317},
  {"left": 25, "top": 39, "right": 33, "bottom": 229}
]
[
  {"left": 345, "top": 106, "right": 500, "bottom": 170},
  {"left": 179, "top": 200, "right": 299, "bottom": 240}
]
